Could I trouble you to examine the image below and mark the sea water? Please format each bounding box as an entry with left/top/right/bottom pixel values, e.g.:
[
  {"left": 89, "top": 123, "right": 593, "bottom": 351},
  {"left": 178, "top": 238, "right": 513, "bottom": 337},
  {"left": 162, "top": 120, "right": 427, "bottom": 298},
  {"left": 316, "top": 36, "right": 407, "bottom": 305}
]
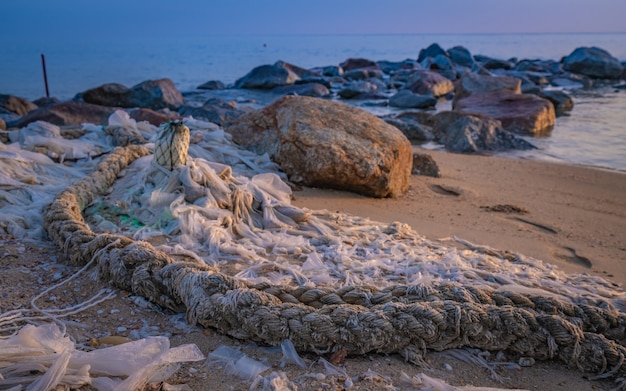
[{"left": 1, "top": 33, "right": 625, "bottom": 171}]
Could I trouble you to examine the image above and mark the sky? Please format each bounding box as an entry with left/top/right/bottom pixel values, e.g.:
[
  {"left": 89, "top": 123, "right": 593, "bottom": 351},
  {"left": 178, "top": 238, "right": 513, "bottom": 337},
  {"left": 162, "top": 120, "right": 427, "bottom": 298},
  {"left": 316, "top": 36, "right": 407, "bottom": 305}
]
[{"left": 1, "top": 0, "right": 625, "bottom": 39}]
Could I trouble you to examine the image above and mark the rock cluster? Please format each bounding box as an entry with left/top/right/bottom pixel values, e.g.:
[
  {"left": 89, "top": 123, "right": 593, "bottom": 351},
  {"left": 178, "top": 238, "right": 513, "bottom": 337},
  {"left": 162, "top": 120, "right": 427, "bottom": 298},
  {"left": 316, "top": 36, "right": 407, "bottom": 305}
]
[{"left": 1, "top": 44, "right": 623, "bottom": 197}]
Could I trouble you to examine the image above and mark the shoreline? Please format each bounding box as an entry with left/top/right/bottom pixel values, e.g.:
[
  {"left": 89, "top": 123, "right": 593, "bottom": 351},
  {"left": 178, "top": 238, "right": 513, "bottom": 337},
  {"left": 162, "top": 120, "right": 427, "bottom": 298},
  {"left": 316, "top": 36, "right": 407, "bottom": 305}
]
[{"left": 293, "top": 147, "right": 626, "bottom": 287}]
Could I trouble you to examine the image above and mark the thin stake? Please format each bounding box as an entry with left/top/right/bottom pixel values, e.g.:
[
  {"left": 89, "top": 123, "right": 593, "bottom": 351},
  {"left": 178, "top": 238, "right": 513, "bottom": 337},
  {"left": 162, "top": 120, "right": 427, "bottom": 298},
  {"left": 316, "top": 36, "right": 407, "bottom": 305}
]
[{"left": 41, "top": 53, "right": 50, "bottom": 98}]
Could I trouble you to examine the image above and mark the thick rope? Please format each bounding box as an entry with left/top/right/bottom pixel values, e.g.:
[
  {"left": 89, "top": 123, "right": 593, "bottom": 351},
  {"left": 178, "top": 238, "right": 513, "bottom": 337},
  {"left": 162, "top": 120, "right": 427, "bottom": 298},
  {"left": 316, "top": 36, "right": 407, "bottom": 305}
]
[{"left": 42, "top": 145, "right": 626, "bottom": 383}]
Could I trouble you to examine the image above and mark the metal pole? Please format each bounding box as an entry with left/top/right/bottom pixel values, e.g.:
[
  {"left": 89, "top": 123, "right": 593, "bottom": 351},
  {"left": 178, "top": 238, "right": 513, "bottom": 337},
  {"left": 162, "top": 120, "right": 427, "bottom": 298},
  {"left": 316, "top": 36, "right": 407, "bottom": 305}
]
[{"left": 41, "top": 53, "right": 50, "bottom": 98}]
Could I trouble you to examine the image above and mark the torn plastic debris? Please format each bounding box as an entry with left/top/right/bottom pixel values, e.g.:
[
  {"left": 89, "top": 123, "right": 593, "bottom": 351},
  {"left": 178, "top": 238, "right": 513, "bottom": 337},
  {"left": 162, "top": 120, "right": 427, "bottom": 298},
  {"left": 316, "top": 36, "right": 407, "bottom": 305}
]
[
  {"left": 0, "top": 323, "right": 205, "bottom": 391},
  {"left": 206, "top": 345, "right": 270, "bottom": 381},
  {"left": 399, "top": 371, "right": 530, "bottom": 391},
  {"left": 279, "top": 339, "right": 306, "bottom": 368}
]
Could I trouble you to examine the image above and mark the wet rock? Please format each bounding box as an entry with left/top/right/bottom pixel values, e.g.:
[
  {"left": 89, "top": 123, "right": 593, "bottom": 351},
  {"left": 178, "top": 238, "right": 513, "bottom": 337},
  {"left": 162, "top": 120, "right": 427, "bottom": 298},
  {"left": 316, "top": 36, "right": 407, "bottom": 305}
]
[
  {"left": 405, "top": 70, "right": 454, "bottom": 97},
  {"left": 0, "top": 117, "right": 5, "bottom": 131},
  {"left": 337, "top": 81, "right": 381, "bottom": 99},
  {"left": 421, "top": 54, "right": 457, "bottom": 80},
  {"left": 455, "top": 91, "right": 556, "bottom": 136},
  {"left": 412, "top": 153, "right": 440, "bottom": 177},
  {"left": 563, "top": 47, "right": 623, "bottom": 79},
  {"left": 32, "top": 97, "right": 60, "bottom": 107},
  {"left": 7, "top": 101, "right": 115, "bottom": 128},
  {"left": 0, "top": 94, "right": 38, "bottom": 116},
  {"left": 476, "top": 55, "right": 515, "bottom": 70},
  {"left": 339, "top": 58, "right": 379, "bottom": 72},
  {"left": 432, "top": 111, "right": 535, "bottom": 153},
  {"left": 129, "top": 79, "right": 184, "bottom": 110},
  {"left": 447, "top": 45, "right": 475, "bottom": 68},
  {"left": 388, "top": 90, "right": 437, "bottom": 109},
  {"left": 343, "top": 68, "right": 384, "bottom": 80},
  {"left": 235, "top": 62, "right": 300, "bottom": 89},
  {"left": 418, "top": 43, "right": 447, "bottom": 63},
  {"left": 453, "top": 73, "right": 522, "bottom": 107},
  {"left": 128, "top": 108, "right": 180, "bottom": 126},
  {"left": 197, "top": 80, "right": 226, "bottom": 90},
  {"left": 178, "top": 97, "right": 245, "bottom": 126},
  {"left": 377, "top": 59, "right": 419, "bottom": 74},
  {"left": 538, "top": 90, "right": 574, "bottom": 116},
  {"left": 225, "top": 95, "right": 412, "bottom": 198},
  {"left": 81, "top": 79, "right": 184, "bottom": 110},
  {"left": 82, "top": 83, "right": 130, "bottom": 107},
  {"left": 382, "top": 112, "right": 434, "bottom": 143},
  {"left": 272, "top": 82, "right": 330, "bottom": 98}
]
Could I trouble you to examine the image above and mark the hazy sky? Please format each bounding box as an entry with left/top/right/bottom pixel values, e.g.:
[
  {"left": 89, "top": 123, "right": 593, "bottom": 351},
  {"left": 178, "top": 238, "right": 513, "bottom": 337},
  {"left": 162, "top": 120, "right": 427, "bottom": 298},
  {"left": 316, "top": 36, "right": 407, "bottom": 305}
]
[{"left": 1, "top": 0, "right": 625, "bottom": 39}]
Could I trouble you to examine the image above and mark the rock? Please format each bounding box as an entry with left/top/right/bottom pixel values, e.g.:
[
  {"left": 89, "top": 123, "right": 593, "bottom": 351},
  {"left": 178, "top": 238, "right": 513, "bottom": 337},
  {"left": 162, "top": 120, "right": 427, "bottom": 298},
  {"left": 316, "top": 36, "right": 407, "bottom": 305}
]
[
  {"left": 272, "top": 83, "right": 330, "bottom": 98},
  {"left": 343, "top": 68, "right": 384, "bottom": 80},
  {"left": 412, "top": 153, "right": 440, "bottom": 177},
  {"left": 381, "top": 113, "right": 434, "bottom": 143},
  {"left": 405, "top": 70, "right": 454, "bottom": 97},
  {"left": 339, "top": 58, "right": 379, "bottom": 72},
  {"left": 81, "top": 79, "right": 184, "bottom": 110},
  {"left": 377, "top": 59, "right": 419, "bottom": 74},
  {"left": 337, "top": 81, "right": 380, "bottom": 99},
  {"left": 0, "top": 94, "right": 38, "bottom": 116},
  {"left": 432, "top": 111, "right": 535, "bottom": 153},
  {"left": 128, "top": 108, "right": 180, "bottom": 126},
  {"left": 479, "top": 56, "right": 515, "bottom": 70},
  {"left": 537, "top": 90, "right": 574, "bottom": 116},
  {"left": 32, "top": 97, "right": 60, "bottom": 107},
  {"left": 0, "top": 117, "right": 5, "bottom": 131},
  {"left": 453, "top": 73, "right": 522, "bottom": 107},
  {"left": 128, "top": 78, "right": 184, "bottom": 110},
  {"left": 388, "top": 90, "right": 437, "bottom": 109},
  {"left": 7, "top": 101, "right": 115, "bottom": 128},
  {"left": 235, "top": 63, "right": 300, "bottom": 89},
  {"left": 225, "top": 96, "right": 412, "bottom": 198},
  {"left": 447, "top": 46, "right": 475, "bottom": 67},
  {"left": 197, "top": 80, "right": 226, "bottom": 90},
  {"left": 421, "top": 55, "right": 457, "bottom": 80},
  {"left": 178, "top": 97, "right": 245, "bottom": 126},
  {"left": 82, "top": 83, "right": 131, "bottom": 107},
  {"left": 455, "top": 91, "right": 556, "bottom": 136},
  {"left": 418, "top": 43, "right": 447, "bottom": 63},
  {"left": 312, "top": 65, "right": 343, "bottom": 77},
  {"left": 563, "top": 47, "right": 623, "bottom": 79},
  {"left": 275, "top": 60, "right": 320, "bottom": 80}
]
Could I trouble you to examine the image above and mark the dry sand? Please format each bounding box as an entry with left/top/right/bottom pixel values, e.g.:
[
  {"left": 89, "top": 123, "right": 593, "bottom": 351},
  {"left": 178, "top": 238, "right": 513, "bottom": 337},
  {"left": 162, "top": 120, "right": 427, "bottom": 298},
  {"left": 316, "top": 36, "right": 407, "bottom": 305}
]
[{"left": 2, "top": 148, "right": 625, "bottom": 390}]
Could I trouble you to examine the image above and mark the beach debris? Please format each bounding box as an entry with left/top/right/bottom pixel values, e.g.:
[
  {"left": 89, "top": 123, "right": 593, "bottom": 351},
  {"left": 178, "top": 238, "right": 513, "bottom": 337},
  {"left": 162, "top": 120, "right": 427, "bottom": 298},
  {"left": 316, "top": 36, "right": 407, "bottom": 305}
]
[
  {"left": 399, "top": 371, "right": 530, "bottom": 391},
  {"left": 0, "top": 323, "right": 204, "bottom": 390},
  {"left": 518, "top": 357, "right": 535, "bottom": 367},
  {"left": 249, "top": 371, "right": 298, "bottom": 391},
  {"left": 206, "top": 345, "right": 270, "bottom": 381},
  {"left": 154, "top": 120, "right": 190, "bottom": 170},
  {"left": 280, "top": 339, "right": 307, "bottom": 368}
]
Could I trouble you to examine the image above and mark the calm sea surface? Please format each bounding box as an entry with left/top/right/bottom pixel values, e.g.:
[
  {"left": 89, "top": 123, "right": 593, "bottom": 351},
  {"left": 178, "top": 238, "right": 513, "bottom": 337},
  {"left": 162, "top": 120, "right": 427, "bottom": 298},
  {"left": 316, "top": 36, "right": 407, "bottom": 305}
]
[{"left": 1, "top": 33, "right": 625, "bottom": 171}]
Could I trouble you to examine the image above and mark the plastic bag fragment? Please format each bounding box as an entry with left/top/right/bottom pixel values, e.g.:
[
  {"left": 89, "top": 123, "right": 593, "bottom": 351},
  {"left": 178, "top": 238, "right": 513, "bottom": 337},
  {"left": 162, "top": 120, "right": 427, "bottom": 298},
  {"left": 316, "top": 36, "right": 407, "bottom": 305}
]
[
  {"left": 279, "top": 340, "right": 306, "bottom": 368},
  {"left": 206, "top": 345, "right": 270, "bottom": 381}
]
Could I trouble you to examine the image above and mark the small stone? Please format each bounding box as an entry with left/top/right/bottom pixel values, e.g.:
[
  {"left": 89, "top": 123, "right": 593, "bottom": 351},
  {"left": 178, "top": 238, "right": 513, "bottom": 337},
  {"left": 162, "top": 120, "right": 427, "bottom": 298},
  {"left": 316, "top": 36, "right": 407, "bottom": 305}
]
[{"left": 518, "top": 357, "right": 535, "bottom": 367}]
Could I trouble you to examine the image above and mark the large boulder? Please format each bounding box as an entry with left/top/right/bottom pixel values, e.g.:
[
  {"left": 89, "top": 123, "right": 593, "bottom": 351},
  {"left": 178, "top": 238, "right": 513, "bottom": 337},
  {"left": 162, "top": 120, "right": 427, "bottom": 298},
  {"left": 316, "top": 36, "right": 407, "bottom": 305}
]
[
  {"left": 405, "top": 70, "right": 454, "bottom": 97},
  {"left": 563, "top": 47, "right": 623, "bottom": 79},
  {"left": 81, "top": 79, "right": 183, "bottom": 110},
  {"left": 82, "top": 83, "right": 131, "bottom": 107},
  {"left": 128, "top": 78, "right": 184, "bottom": 110},
  {"left": 453, "top": 73, "right": 521, "bottom": 107},
  {"left": 235, "top": 62, "right": 300, "bottom": 89},
  {"left": 537, "top": 90, "right": 574, "bottom": 116},
  {"left": 455, "top": 91, "right": 556, "bottom": 136},
  {"left": 225, "top": 96, "right": 412, "bottom": 197},
  {"left": 432, "top": 111, "right": 535, "bottom": 153},
  {"left": 0, "top": 94, "right": 38, "bottom": 116},
  {"left": 447, "top": 45, "right": 475, "bottom": 68},
  {"left": 418, "top": 43, "right": 447, "bottom": 63},
  {"left": 6, "top": 102, "right": 116, "bottom": 128}
]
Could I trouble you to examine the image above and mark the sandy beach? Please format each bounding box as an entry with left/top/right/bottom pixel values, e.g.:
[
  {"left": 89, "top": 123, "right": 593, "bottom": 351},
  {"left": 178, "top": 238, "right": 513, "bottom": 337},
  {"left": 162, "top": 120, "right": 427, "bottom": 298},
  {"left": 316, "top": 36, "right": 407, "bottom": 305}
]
[{"left": 3, "top": 147, "right": 625, "bottom": 390}]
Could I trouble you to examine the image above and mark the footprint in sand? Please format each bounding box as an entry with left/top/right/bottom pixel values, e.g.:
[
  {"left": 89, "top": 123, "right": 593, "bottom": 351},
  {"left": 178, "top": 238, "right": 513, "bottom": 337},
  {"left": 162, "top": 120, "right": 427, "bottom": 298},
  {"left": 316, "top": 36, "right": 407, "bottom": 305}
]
[{"left": 552, "top": 246, "right": 593, "bottom": 268}]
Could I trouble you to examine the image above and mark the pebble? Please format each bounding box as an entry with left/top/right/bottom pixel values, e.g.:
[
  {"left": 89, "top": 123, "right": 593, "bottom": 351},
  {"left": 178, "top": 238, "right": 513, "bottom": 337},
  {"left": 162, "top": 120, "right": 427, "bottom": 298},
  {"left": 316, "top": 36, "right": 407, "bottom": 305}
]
[{"left": 117, "top": 326, "right": 127, "bottom": 332}]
